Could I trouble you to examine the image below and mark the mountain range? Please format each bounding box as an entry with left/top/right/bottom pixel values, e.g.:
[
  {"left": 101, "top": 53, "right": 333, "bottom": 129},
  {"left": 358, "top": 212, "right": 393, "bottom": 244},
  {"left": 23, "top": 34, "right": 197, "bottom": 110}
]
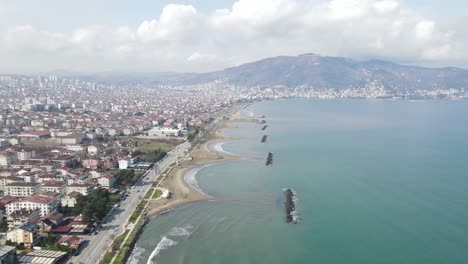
[{"left": 59, "top": 54, "right": 468, "bottom": 91}]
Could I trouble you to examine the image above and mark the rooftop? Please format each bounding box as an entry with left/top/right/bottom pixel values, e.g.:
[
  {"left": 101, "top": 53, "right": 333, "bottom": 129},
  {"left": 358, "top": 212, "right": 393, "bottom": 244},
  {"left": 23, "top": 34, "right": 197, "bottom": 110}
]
[
  {"left": 13, "top": 195, "right": 56, "bottom": 205},
  {"left": 0, "top": 245, "right": 15, "bottom": 257},
  {"left": 41, "top": 181, "right": 66, "bottom": 187},
  {"left": 6, "top": 182, "right": 40, "bottom": 187},
  {"left": 19, "top": 249, "right": 67, "bottom": 264}
]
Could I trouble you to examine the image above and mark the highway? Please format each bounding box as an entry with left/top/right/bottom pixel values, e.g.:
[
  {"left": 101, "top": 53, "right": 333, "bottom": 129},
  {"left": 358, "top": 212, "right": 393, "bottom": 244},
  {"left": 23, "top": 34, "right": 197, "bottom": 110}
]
[{"left": 69, "top": 141, "right": 191, "bottom": 264}]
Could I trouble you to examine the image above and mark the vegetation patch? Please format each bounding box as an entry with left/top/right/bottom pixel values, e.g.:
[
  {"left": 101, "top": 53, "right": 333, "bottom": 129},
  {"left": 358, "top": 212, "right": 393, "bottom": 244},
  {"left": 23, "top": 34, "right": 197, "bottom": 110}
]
[
  {"left": 132, "top": 149, "right": 166, "bottom": 163},
  {"left": 114, "top": 169, "right": 142, "bottom": 190},
  {"left": 59, "top": 188, "right": 112, "bottom": 223},
  {"left": 129, "top": 201, "right": 148, "bottom": 223},
  {"left": 133, "top": 139, "right": 177, "bottom": 152},
  {"left": 144, "top": 189, "right": 154, "bottom": 199}
]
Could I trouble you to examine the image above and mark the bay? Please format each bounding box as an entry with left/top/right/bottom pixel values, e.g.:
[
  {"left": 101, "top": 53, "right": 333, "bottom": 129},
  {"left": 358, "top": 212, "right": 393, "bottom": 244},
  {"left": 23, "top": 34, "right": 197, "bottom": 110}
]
[{"left": 131, "top": 99, "right": 468, "bottom": 264}]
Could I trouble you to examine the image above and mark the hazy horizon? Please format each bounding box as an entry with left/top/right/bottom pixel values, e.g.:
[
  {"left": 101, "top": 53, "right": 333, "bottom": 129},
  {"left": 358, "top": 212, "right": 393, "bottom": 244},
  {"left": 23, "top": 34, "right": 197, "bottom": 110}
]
[{"left": 2, "top": 52, "right": 468, "bottom": 76}]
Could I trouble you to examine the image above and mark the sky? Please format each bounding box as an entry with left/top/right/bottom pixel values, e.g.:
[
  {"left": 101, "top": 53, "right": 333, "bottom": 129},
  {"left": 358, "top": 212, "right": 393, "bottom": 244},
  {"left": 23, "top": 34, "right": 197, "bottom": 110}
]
[{"left": 0, "top": 0, "right": 467, "bottom": 74}]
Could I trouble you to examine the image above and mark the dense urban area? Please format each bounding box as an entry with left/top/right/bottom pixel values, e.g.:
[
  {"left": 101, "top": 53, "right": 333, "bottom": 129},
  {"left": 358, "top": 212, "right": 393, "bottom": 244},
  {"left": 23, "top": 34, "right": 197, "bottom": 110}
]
[
  {"left": 0, "top": 73, "right": 467, "bottom": 263},
  {"left": 0, "top": 74, "right": 260, "bottom": 264}
]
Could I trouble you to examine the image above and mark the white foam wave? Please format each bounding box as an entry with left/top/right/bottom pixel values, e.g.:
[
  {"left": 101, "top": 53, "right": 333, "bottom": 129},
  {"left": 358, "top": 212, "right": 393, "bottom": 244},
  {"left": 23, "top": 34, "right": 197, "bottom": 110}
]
[
  {"left": 168, "top": 224, "right": 193, "bottom": 237},
  {"left": 147, "top": 236, "right": 178, "bottom": 264},
  {"left": 208, "top": 216, "right": 227, "bottom": 224},
  {"left": 209, "top": 141, "right": 239, "bottom": 157},
  {"left": 128, "top": 243, "right": 146, "bottom": 264},
  {"left": 183, "top": 164, "right": 214, "bottom": 197},
  {"left": 158, "top": 208, "right": 174, "bottom": 216},
  {"left": 242, "top": 110, "right": 255, "bottom": 117}
]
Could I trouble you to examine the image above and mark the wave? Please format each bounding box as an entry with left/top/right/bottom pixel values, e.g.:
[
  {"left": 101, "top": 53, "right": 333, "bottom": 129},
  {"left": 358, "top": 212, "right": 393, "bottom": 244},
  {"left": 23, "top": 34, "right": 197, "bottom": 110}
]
[
  {"left": 147, "top": 236, "right": 178, "bottom": 264},
  {"left": 145, "top": 224, "right": 195, "bottom": 264},
  {"left": 127, "top": 243, "right": 146, "bottom": 264},
  {"left": 168, "top": 224, "right": 193, "bottom": 237},
  {"left": 158, "top": 208, "right": 174, "bottom": 216},
  {"left": 208, "top": 141, "right": 239, "bottom": 157},
  {"left": 183, "top": 164, "right": 214, "bottom": 197},
  {"left": 241, "top": 109, "right": 255, "bottom": 117}
]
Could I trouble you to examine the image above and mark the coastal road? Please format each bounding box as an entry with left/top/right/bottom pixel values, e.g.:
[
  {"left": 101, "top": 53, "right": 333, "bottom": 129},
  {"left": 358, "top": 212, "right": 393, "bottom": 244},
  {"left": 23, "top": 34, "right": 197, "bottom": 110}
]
[{"left": 69, "top": 141, "right": 191, "bottom": 264}]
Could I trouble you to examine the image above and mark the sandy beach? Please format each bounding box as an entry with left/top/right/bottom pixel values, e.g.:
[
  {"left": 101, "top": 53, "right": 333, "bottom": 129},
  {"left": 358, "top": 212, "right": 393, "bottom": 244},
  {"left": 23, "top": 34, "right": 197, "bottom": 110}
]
[{"left": 145, "top": 107, "right": 250, "bottom": 218}]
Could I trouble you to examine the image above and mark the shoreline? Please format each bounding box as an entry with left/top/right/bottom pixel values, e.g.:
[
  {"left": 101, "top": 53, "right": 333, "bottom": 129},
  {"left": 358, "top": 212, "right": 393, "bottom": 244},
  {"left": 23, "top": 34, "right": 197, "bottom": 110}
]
[{"left": 145, "top": 105, "right": 250, "bottom": 219}]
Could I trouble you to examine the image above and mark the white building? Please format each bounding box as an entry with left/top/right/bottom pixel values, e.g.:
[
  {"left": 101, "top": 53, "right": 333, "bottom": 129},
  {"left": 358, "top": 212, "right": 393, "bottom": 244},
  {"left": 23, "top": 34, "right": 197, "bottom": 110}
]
[
  {"left": 64, "top": 144, "right": 84, "bottom": 152},
  {"left": 87, "top": 145, "right": 100, "bottom": 155},
  {"left": 7, "top": 208, "right": 41, "bottom": 230},
  {"left": 5, "top": 182, "right": 40, "bottom": 197},
  {"left": 40, "top": 181, "right": 67, "bottom": 196},
  {"left": 61, "top": 192, "right": 81, "bottom": 208},
  {"left": 147, "top": 127, "right": 181, "bottom": 137},
  {"left": 118, "top": 157, "right": 134, "bottom": 170},
  {"left": 6, "top": 195, "right": 59, "bottom": 217},
  {"left": 98, "top": 174, "right": 115, "bottom": 189},
  {"left": 0, "top": 152, "right": 17, "bottom": 167},
  {"left": 67, "top": 183, "right": 94, "bottom": 196},
  {"left": 17, "top": 149, "right": 36, "bottom": 161}
]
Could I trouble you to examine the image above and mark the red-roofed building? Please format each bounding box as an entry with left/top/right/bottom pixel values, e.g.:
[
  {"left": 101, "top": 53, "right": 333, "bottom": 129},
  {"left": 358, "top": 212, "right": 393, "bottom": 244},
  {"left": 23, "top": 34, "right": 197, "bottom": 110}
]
[
  {"left": 67, "top": 183, "right": 94, "bottom": 196},
  {"left": 58, "top": 235, "right": 85, "bottom": 250},
  {"left": 5, "top": 182, "right": 40, "bottom": 197},
  {"left": 50, "top": 225, "right": 72, "bottom": 234},
  {"left": 17, "top": 131, "right": 51, "bottom": 141},
  {"left": 0, "top": 176, "right": 24, "bottom": 192},
  {"left": 0, "top": 196, "right": 19, "bottom": 210},
  {"left": 6, "top": 195, "right": 59, "bottom": 217},
  {"left": 82, "top": 158, "right": 101, "bottom": 169},
  {"left": 41, "top": 181, "right": 67, "bottom": 196},
  {"left": 98, "top": 174, "right": 115, "bottom": 189}
]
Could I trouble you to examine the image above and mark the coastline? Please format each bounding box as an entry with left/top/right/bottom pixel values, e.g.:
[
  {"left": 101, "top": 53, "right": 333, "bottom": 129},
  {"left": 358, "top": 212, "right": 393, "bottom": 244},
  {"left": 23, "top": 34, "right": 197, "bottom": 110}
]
[{"left": 145, "top": 106, "right": 249, "bottom": 218}]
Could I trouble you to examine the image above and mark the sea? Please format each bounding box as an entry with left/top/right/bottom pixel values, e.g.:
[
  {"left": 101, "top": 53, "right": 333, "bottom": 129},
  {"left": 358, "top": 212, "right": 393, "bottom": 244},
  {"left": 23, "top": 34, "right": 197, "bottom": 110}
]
[{"left": 129, "top": 99, "right": 468, "bottom": 264}]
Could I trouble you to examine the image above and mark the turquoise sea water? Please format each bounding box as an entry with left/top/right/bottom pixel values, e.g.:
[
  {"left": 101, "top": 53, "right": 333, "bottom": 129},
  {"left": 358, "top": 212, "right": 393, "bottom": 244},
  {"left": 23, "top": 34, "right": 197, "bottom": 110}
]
[{"left": 130, "top": 99, "right": 468, "bottom": 264}]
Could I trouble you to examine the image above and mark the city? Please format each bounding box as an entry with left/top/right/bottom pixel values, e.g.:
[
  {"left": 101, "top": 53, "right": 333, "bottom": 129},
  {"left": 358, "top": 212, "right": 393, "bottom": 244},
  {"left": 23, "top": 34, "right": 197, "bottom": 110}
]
[{"left": 1, "top": 0, "right": 468, "bottom": 263}]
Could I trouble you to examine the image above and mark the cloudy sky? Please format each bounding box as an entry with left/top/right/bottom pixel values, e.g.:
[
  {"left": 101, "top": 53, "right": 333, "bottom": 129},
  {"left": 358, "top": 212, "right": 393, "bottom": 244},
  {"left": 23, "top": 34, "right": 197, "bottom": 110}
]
[{"left": 0, "top": 0, "right": 467, "bottom": 73}]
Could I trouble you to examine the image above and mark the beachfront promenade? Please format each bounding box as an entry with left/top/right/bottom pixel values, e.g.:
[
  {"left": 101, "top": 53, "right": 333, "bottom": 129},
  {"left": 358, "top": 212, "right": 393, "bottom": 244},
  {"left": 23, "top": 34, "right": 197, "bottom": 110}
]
[{"left": 69, "top": 141, "right": 191, "bottom": 264}]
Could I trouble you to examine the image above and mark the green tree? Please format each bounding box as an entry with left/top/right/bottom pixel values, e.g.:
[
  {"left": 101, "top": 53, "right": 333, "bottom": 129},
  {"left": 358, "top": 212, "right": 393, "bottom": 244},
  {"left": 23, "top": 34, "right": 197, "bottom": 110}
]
[
  {"left": 0, "top": 217, "right": 8, "bottom": 232},
  {"left": 43, "top": 234, "right": 58, "bottom": 246},
  {"left": 73, "top": 189, "right": 111, "bottom": 223}
]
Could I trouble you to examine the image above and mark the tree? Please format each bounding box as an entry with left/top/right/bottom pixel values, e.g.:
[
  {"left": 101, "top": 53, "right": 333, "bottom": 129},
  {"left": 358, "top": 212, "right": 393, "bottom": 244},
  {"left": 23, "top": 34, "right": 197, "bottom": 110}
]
[
  {"left": 81, "top": 207, "right": 94, "bottom": 223},
  {"left": 72, "top": 189, "right": 111, "bottom": 224},
  {"left": 188, "top": 127, "right": 200, "bottom": 142},
  {"left": 58, "top": 204, "right": 73, "bottom": 217},
  {"left": 0, "top": 217, "right": 8, "bottom": 232},
  {"left": 43, "top": 234, "right": 58, "bottom": 246}
]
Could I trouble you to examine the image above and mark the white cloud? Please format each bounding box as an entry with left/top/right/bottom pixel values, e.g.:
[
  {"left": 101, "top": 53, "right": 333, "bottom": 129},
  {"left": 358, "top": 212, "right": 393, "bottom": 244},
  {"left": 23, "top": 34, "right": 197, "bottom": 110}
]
[
  {"left": 415, "top": 20, "right": 435, "bottom": 40},
  {"left": 326, "top": 0, "right": 370, "bottom": 20},
  {"left": 373, "top": 0, "right": 400, "bottom": 15},
  {"left": 187, "top": 52, "right": 217, "bottom": 62},
  {"left": 0, "top": 0, "right": 467, "bottom": 73}
]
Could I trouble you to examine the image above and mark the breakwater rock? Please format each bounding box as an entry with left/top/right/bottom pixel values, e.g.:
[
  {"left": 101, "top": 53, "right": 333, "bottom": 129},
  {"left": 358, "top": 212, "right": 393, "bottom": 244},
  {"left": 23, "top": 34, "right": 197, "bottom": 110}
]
[
  {"left": 283, "top": 188, "right": 298, "bottom": 224},
  {"left": 266, "top": 152, "right": 273, "bottom": 166}
]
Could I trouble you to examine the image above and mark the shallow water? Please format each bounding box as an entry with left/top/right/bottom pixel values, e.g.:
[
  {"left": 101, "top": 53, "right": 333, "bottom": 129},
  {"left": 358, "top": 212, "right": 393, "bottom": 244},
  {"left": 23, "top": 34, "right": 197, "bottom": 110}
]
[{"left": 131, "top": 99, "right": 468, "bottom": 264}]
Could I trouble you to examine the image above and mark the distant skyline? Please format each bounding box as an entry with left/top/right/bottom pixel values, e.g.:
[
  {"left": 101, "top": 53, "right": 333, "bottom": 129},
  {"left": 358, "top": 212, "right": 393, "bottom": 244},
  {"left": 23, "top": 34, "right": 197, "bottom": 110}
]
[{"left": 0, "top": 0, "right": 467, "bottom": 74}]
